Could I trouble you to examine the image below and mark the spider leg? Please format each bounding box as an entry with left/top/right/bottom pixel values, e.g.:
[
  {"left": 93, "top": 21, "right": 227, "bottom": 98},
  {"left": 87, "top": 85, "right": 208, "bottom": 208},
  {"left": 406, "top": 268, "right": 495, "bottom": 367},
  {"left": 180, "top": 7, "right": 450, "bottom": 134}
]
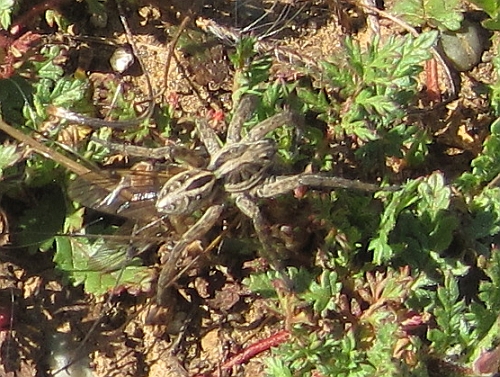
[
  {"left": 234, "top": 193, "right": 291, "bottom": 284},
  {"left": 156, "top": 204, "right": 224, "bottom": 306},
  {"left": 243, "top": 110, "right": 296, "bottom": 143},
  {"left": 196, "top": 119, "right": 222, "bottom": 157},
  {"left": 254, "top": 174, "right": 399, "bottom": 198},
  {"left": 91, "top": 138, "right": 207, "bottom": 168},
  {"left": 226, "top": 94, "right": 257, "bottom": 144}
]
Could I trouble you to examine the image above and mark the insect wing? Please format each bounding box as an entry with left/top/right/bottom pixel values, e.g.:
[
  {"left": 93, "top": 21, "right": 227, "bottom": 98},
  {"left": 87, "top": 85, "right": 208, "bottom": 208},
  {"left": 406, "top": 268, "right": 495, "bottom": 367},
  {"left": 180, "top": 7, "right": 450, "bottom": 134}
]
[
  {"left": 54, "top": 235, "right": 154, "bottom": 295},
  {"left": 68, "top": 169, "right": 164, "bottom": 222}
]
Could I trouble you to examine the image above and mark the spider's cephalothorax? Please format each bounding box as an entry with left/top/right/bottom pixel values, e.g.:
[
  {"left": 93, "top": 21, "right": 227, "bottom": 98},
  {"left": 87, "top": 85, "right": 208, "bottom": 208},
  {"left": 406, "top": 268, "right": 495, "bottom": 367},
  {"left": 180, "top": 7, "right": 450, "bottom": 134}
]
[{"left": 154, "top": 98, "right": 396, "bottom": 306}]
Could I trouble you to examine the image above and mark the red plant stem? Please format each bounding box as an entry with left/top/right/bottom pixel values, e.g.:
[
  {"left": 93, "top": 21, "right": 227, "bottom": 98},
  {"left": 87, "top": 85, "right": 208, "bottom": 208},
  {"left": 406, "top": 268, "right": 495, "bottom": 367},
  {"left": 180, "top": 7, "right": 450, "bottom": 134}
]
[
  {"left": 221, "top": 330, "right": 291, "bottom": 371},
  {"left": 425, "top": 58, "right": 441, "bottom": 103},
  {"left": 191, "top": 330, "right": 291, "bottom": 377}
]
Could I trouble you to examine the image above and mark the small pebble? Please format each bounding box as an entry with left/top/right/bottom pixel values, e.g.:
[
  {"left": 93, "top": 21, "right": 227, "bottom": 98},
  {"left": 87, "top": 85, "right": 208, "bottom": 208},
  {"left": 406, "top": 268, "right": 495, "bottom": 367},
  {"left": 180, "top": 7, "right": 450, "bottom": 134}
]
[{"left": 440, "top": 19, "right": 486, "bottom": 71}]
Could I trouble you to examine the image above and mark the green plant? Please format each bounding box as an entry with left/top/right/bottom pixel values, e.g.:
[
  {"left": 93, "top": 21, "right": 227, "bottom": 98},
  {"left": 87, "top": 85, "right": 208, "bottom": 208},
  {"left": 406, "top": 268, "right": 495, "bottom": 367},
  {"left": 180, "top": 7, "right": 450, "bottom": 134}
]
[
  {"left": 244, "top": 264, "right": 431, "bottom": 376},
  {"left": 296, "top": 31, "right": 436, "bottom": 170},
  {"left": 369, "top": 172, "right": 460, "bottom": 267},
  {"left": 0, "top": 14, "right": 155, "bottom": 294},
  {"left": 468, "top": 0, "right": 500, "bottom": 30},
  {"left": 488, "top": 44, "right": 500, "bottom": 117},
  {"left": 456, "top": 117, "right": 500, "bottom": 191}
]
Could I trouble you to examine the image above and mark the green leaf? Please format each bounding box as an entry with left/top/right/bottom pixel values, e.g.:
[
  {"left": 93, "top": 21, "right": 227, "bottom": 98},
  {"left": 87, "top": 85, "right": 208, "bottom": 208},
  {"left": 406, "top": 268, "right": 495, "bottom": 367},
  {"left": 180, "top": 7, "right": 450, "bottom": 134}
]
[
  {"left": 370, "top": 171, "right": 461, "bottom": 266},
  {"left": 0, "top": 143, "right": 22, "bottom": 178},
  {"left": 483, "top": 16, "right": 500, "bottom": 30},
  {"left": 49, "top": 77, "right": 88, "bottom": 106},
  {"left": 478, "top": 250, "right": 500, "bottom": 314},
  {"left": 369, "top": 236, "right": 394, "bottom": 264},
  {"left": 309, "top": 31, "right": 436, "bottom": 149},
  {"left": 456, "top": 118, "right": 500, "bottom": 187},
  {"left": 366, "top": 322, "right": 400, "bottom": 375},
  {"left": 437, "top": 273, "right": 459, "bottom": 308},
  {"left": 355, "top": 92, "right": 397, "bottom": 116},
  {"left": 392, "top": 0, "right": 464, "bottom": 30},
  {"left": 427, "top": 271, "right": 472, "bottom": 355},
  {"left": 265, "top": 358, "right": 294, "bottom": 377},
  {"left": 428, "top": 213, "right": 458, "bottom": 252},
  {"left": 25, "top": 47, "right": 92, "bottom": 127},
  {"left": 469, "top": 0, "right": 500, "bottom": 30},
  {"left": 33, "top": 46, "right": 65, "bottom": 80},
  {"left": 302, "top": 270, "right": 342, "bottom": 316},
  {"left": 296, "top": 87, "right": 331, "bottom": 113},
  {"left": 469, "top": 0, "right": 500, "bottom": 18},
  {"left": 369, "top": 178, "right": 421, "bottom": 264},
  {"left": 469, "top": 310, "right": 500, "bottom": 369},
  {"left": 242, "top": 271, "right": 280, "bottom": 298},
  {"left": 466, "top": 188, "right": 500, "bottom": 242},
  {"left": 54, "top": 236, "right": 154, "bottom": 295},
  {"left": 0, "top": 0, "right": 15, "bottom": 30},
  {"left": 416, "top": 172, "right": 451, "bottom": 218}
]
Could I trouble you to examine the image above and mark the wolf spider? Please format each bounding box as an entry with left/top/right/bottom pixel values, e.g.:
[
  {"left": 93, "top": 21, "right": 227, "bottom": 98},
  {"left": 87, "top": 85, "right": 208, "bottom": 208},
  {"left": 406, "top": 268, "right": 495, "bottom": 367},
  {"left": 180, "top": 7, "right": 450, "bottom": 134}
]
[
  {"left": 66, "top": 95, "right": 395, "bottom": 305},
  {"left": 150, "top": 97, "right": 396, "bottom": 306}
]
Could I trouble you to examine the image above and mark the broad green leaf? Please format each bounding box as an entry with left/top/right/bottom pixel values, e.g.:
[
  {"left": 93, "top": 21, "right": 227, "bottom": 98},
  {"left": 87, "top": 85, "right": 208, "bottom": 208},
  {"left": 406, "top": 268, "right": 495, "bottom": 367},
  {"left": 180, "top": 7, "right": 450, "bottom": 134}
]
[
  {"left": 428, "top": 214, "right": 458, "bottom": 252},
  {"left": 54, "top": 236, "right": 154, "bottom": 295},
  {"left": 50, "top": 77, "right": 89, "bottom": 106},
  {"left": 33, "top": 46, "right": 64, "bottom": 80},
  {"left": 417, "top": 172, "right": 449, "bottom": 211},
  {"left": 392, "top": 0, "right": 464, "bottom": 30}
]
